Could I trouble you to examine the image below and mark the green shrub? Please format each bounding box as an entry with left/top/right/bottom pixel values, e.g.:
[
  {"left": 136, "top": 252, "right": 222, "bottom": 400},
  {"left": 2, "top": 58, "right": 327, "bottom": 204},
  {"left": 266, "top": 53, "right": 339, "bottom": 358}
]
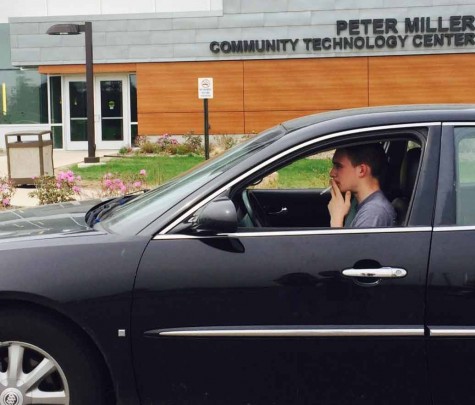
[
  {"left": 140, "top": 142, "right": 160, "bottom": 154},
  {"left": 183, "top": 134, "right": 203, "bottom": 154},
  {"left": 29, "top": 171, "right": 81, "bottom": 205},
  {"left": 101, "top": 170, "right": 148, "bottom": 197},
  {"left": 216, "top": 134, "right": 237, "bottom": 150},
  {"left": 119, "top": 146, "right": 132, "bottom": 155},
  {"left": 175, "top": 144, "right": 193, "bottom": 155}
]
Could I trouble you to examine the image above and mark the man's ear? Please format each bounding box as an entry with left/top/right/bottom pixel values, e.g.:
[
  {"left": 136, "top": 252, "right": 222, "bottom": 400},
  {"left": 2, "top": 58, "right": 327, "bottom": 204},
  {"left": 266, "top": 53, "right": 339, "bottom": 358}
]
[{"left": 357, "top": 163, "right": 370, "bottom": 178}]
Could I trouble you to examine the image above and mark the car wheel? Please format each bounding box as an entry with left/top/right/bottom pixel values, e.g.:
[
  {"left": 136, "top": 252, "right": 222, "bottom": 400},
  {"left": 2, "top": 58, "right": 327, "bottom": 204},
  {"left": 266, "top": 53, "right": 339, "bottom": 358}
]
[{"left": 0, "top": 309, "right": 110, "bottom": 405}]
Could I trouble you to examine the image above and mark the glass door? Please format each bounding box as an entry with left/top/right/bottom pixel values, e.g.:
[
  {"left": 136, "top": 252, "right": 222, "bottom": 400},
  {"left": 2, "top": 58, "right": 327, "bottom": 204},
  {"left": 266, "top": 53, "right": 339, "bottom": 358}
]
[
  {"left": 65, "top": 77, "right": 88, "bottom": 150},
  {"left": 64, "top": 75, "right": 131, "bottom": 151},
  {"left": 96, "top": 75, "right": 130, "bottom": 150}
]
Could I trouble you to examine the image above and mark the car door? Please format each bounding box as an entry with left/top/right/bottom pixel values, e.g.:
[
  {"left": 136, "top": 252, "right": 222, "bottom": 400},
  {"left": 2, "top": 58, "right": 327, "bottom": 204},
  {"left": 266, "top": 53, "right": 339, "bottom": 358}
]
[
  {"left": 244, "top": 154, "right": 333, "bottom": 228},
  {"left": 427, "top": 124, "right": 475, "bottom": 404},
  {"left": 132, "top": 124, "right": 440, "bottom": 405}
]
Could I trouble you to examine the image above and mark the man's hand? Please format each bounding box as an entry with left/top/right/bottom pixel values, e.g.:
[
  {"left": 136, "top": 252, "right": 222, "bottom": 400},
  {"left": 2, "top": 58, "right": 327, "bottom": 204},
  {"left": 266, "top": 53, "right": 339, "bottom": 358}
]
[{"left": 327, "top": 179, "right": 351, "bottom": 227}]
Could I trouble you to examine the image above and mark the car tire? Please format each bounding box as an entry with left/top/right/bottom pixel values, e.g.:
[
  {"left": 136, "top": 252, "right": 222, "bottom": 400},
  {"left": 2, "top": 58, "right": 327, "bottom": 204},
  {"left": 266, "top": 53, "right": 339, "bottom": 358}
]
[{"left": 0, "top": 308, "right": 110, "bottom": 405}]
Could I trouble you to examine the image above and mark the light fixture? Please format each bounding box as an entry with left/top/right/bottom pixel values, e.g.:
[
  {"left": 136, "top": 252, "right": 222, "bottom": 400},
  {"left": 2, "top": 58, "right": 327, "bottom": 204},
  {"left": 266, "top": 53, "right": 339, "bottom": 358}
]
[
  {"left": 47, "top": 22, "right": 99, "bottom": 163},
  {"left": 46, "top": 24, "right": 83, "bottom": 35}
]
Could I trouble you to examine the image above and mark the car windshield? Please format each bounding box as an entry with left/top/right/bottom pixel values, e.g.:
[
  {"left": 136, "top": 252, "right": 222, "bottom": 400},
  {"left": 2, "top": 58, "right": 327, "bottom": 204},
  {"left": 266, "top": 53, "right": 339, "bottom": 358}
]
[{"left": 100, "top": 125, "right": 287, "bottom": 234}]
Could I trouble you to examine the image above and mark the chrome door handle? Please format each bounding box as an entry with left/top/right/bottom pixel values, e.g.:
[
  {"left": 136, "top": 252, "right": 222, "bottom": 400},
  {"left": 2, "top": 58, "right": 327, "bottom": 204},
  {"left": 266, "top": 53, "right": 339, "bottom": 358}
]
[
  {"left": 268, "top": 207, "right": 288, "bottom": 216},
  {"left": 342, "top": 267, "right": 407, "bottom": 278}
]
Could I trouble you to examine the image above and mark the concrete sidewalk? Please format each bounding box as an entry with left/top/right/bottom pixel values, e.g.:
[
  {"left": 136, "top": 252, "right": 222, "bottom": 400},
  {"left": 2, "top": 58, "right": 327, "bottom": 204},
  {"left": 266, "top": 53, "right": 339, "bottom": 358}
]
[{"left": 0, "top": 150, "right": 117, "bottom": 207}]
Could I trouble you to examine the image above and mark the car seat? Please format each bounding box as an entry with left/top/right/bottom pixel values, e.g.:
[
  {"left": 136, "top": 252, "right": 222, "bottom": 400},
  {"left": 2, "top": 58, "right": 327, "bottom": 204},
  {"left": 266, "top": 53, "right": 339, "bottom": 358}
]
[{"left": 391, "top": 147, "right": 421, "bottom": 226}]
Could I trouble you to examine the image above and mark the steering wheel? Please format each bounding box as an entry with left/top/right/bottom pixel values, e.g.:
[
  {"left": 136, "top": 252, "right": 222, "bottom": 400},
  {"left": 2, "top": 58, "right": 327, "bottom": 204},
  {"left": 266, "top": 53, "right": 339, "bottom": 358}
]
[{"left": 241, "top": 189, "right": 267, "bottom": 227}]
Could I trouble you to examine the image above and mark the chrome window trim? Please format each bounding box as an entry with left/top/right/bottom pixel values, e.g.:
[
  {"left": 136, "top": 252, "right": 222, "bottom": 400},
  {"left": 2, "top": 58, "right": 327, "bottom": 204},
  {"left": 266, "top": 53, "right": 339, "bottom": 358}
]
[
  {"left": 147, "top": 326, "right": 424, "bottom": 337},
  {"left": 153, "top": 227, "right": 432, "bottom": 240},
  {"left": 159, "top": 122, "right": 439, "bottom": 235},
  {"left": 442, "top": 122, "right": 475, "bottom": 126},
  {"left": 429, "top": 327, "right": 475, "bottom": 336},
  {"left": 434, "top": 226, "right": 475, "bottom": 232}
]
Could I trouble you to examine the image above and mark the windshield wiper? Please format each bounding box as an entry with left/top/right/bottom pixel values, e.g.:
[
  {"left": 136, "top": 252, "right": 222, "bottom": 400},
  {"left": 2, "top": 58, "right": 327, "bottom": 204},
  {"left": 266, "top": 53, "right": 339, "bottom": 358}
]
[{"left": 85, "top": 191, "right": 147, "bottom": 227}]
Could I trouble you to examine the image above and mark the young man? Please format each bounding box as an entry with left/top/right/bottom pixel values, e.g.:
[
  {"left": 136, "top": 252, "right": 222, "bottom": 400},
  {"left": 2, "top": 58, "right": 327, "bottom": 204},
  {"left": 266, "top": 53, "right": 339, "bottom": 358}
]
[{"left": 327, "top": 143, "right": 396, "bottom": 228}]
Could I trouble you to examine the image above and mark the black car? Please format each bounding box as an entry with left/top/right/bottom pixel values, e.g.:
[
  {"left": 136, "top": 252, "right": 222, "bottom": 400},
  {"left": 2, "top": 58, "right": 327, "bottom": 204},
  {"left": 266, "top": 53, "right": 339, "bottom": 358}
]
[{"left": 1, "top": 104, "right": 475, "bottom": 405}]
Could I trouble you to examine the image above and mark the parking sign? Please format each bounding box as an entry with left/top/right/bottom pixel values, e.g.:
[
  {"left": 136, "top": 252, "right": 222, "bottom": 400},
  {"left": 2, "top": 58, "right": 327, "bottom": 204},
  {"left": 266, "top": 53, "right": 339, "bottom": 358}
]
[{"left": 198, "top": 78, "right": 214, "bottom": 99}]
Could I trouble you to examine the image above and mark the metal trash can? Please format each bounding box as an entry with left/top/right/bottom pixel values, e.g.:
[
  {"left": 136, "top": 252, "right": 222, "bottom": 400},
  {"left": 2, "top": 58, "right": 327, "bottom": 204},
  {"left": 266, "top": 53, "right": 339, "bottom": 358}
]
[{"left": 5, "top": 130, "right": 54, "bottom": 185}]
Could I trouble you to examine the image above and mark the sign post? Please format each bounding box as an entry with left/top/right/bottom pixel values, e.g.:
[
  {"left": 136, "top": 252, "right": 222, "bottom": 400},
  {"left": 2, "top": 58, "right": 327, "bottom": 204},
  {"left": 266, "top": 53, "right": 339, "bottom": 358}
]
[{"left": 198, "top": 78, "right": 213, "bottom": 160}]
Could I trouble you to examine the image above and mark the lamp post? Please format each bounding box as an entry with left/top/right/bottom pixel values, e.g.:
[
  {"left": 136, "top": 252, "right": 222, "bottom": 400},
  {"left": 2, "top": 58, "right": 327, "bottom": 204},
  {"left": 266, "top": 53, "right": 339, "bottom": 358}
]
[{"left": 47, "top": 22, "right": 99, "bottom": 163}]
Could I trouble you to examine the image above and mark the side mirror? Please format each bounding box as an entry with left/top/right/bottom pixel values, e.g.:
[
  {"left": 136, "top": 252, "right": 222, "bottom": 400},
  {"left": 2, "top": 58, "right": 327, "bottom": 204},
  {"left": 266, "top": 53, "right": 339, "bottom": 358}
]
[{"left": 193, "top": 197, "right": 238, "bottom": 234}]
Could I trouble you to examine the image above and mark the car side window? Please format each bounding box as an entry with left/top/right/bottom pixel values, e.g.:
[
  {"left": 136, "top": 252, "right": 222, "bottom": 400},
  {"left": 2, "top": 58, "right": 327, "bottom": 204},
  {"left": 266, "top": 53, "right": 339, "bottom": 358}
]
[
  {"left": 455, "top": 127, "right": 475, "bottom": 225},
  {"left": 234, "top": 136, "right": 423, "bottom": 230}
]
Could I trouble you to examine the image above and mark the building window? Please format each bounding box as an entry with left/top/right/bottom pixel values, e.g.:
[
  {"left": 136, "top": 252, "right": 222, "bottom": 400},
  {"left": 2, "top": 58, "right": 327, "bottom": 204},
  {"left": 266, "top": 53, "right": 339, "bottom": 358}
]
[
  {"left": 130, "top": 73, "right": 137, "bottom": 146},
  {"left": 0, "top": 23, "right": 48, "bottom": 125}
]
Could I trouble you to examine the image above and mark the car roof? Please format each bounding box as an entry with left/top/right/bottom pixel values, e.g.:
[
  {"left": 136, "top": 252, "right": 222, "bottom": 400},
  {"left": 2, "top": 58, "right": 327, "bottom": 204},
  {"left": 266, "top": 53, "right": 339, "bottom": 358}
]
[{"left": 281, "top": 104, "right": 475, "bottom": 132}]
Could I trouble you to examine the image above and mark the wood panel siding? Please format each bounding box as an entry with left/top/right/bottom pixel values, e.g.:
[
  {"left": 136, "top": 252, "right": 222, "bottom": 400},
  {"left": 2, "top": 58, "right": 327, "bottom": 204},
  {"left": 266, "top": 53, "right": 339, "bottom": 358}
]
[
  {"left": 243, "top": 58, "right": 369, "bottom": 111},
  {"left": 138, "top": 112, "right": 244, "bottom": 135},
  {"left": 138, "top": 61, "right": 244, "bottom": 135},
  {"left": 138, "top": 58, "right": 368, "bottom": 135},
  {"left": 369, "top": 54, "right": 475, "bottom": 105},
  {"left": 137, "top": 62, "right": 244, "bottom": 114},
  {"left": 39, "top": 64, "right": 136, "bottom": 74},
  {"left": 244, "top": 110, "right": 329, "bottom": 134}
]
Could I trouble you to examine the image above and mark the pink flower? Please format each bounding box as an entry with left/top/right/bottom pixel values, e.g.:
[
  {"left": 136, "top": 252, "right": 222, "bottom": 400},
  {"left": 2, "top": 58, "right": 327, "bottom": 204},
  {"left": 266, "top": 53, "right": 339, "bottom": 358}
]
[
  {"left": 120, "top": 185, "right": 127, "bottom": 193},
  {"left": 2, "top": 198, "right": 10, "bottom": 206},
  {"left": 56, "top": 183, "right": 61, "bottom": 189},
  {"left": 72, "top": 186, "right": 81, "bottom": 194},
  {"left": 76, "top": 175, "right": 82, "bottom": 181},
  {"left": 139, "top": 169, "right": 146, "bottom": 176},
  {"left": 104, "top": 180, "right": 112, "bottom": 187},
  {"left": 57, "top": 171, "right": 71, "bottom": 181},
  {"left": 133, "top": 181, "right": 142, "bottom": 188}
]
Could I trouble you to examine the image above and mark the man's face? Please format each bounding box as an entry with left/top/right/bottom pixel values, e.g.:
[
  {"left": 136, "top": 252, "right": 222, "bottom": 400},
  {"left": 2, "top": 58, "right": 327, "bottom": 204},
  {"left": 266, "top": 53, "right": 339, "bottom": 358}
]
[{"left": 329, "top": 150, "right": 359, "bottom": 193}]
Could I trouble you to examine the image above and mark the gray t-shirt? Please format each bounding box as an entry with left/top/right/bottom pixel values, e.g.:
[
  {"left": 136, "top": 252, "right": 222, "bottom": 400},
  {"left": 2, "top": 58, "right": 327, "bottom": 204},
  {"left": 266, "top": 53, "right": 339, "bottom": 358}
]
[{"left": 348, "top": 190, "right": 396, "bottom": 228}]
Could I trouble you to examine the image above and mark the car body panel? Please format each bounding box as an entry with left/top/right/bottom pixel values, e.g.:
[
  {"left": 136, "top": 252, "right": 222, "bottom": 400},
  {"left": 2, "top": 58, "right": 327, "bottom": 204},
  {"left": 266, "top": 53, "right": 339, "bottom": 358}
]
[
  {"left": 0, "top": 229, "right": 148, "bottom": 405},
  {"left": 133, "top": 230, "right": 432, "bottom": 404},
  {"left": 427, "top": 123, "right": 475, "bottom": 404},
  {"left": 0, "top": 200, "right": 101, "bottom": 239}
]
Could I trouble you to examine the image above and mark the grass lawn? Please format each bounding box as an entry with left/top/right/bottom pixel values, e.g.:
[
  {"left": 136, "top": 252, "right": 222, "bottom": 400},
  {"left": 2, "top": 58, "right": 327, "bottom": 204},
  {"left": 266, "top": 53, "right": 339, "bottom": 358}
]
[
  {"left": 278, "top": 158, "right": 332, "bottom": 188},
  {"left": 72, "top": 155, "right": 205, "bottom": 186},
  {"left": 71, "top": 155, "right": 332, "bottom": 188}
]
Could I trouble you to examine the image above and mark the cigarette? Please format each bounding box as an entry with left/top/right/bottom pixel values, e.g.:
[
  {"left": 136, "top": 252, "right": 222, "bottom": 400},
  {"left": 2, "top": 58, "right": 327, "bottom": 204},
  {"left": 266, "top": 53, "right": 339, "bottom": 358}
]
[{"left": 320, "top": 186, "right": 331, "bottom": 195}]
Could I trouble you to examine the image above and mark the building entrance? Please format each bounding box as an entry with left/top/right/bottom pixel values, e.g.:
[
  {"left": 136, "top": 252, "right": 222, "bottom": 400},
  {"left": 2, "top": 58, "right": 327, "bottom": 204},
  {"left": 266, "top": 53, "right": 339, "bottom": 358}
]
[{"left": 64, "top": 74, "right": 130, "bottom": 151}]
